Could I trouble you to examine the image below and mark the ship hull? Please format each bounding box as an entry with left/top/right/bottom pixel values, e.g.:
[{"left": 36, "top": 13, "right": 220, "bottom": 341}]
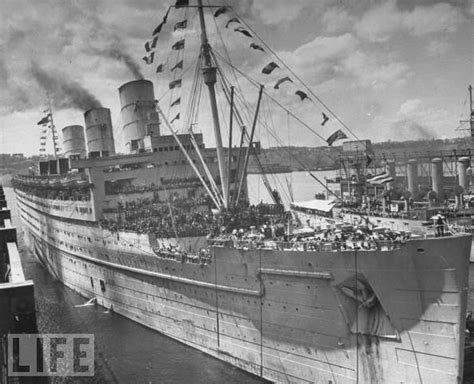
[{"left": 17, "top": 195, "right": 471, "bottom": 383}]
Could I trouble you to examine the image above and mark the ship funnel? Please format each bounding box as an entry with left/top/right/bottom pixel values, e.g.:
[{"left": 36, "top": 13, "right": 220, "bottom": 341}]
[
  {"left": 84, "top": 107, "right": 116, "bottom": 158},
  {"left": 61, "top": 125, "right": 86, "bottom": 159},
  {"left": 406, "top": 159, "right": 418, "bottom": 196},
  {"left": 431, "top": 157, "right": 443, "bottom": 200},
  {"left": 458, "top": 156, "right": 470, "bottom": 191},
  {"left": 119, "top": 79, "right": 160, "bottom": 153},
  {"left": 385, "top": 161, "right": 396, "bottom": 188}
]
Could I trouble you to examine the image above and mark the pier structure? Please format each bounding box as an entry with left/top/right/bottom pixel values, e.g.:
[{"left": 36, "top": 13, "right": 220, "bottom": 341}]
[{"left": 0, "top": 186, "right": 40, "bottom": 383}]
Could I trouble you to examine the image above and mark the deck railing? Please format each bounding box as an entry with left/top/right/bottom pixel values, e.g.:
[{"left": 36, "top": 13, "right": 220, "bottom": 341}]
[{"left": 207, "top": 238, "right": 405, "bottom": 252}]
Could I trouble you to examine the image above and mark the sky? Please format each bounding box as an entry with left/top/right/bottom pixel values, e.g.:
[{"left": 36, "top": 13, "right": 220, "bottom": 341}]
[{"left": 0, "top": 0, "right": 472, "bottom": 156}]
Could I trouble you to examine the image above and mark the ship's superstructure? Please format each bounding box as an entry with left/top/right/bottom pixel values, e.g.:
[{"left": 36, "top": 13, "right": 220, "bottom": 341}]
[{"left": 12, "top": 1, "right": 472, "bottom": 383}]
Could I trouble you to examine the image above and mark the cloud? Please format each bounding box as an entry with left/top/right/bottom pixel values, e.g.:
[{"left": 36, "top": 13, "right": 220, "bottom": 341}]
[
  {"left": 374, "top": 98, "right": 454, "bottom": 141},
  {"left": 341, "top": 51, "right": 410, "bottom": 89},
  {"left": 278, "top": 33, "right": 410, "bottom": 90},
  {"left": 0, "top": 0, "right": 145, "bottom": 114},
  {"left": 322, "top": 7, "right": 355, "bottom": 34},
  {"left": 426, "top": 39, "right": 451, "bottom": 56},
  {"left": 279, "top": 33, "right": 359, "bottom": 81},
  {"left": 250, "top": 0, "right": 314, "bottom": 25},
  {"left": 398, "top": 99, "right": 422, "bottom": 115},
  {"left": 355, "top": 1, "right": 465, "bottom": 42}
]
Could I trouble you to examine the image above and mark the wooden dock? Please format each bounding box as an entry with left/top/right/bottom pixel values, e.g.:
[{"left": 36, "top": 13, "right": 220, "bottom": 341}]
[{"left": 0, "top": 185, "right": 42, "bottom": 384}]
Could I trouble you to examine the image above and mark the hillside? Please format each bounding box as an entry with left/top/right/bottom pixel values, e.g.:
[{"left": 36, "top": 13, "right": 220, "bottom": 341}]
[{"left": 249, "top": 137, "right": 470, "bottom": 173}]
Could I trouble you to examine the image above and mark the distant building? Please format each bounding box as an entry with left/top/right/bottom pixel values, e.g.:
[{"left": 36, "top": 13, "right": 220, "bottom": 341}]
[{"left": 342, "top": 140, "right": 372, "bottom": 154}]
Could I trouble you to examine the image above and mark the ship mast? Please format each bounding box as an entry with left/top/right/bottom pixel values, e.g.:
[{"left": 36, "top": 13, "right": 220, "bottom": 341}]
[
  {"left": 460, "top": 85, "right": 474, "bottom": 152},
  {"left": 469, "top": 85, "right": 473, "bottom": 149},
  {"left": 48, "top": 100, "right": 58, "bottom": 159},
  {"left": 197, "top": 0, "right": 229, "bottom": 209}
]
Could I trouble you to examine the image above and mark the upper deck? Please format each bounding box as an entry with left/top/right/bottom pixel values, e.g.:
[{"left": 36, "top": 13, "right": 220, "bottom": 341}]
[{"left": 13, "top": 174, "right": 95, "bottom": 221}]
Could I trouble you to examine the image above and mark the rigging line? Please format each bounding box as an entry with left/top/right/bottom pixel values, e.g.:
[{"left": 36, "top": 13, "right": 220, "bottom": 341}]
[
  {"left": 214, "top": 52, "right": 331, "bottom": 205},
  {"left": 231, "top": 6, "right": 360, "bottom": 142},
  {"left": 183, "top": 53, "right": 222, "bottom": 202},
  {"left": 215, "top": 63, "right": 279, "bottom": 202},
  {"left": 215, "top": 59, "right": 268, "bottom": 153},
  {"left": 211, "top": 48, "right": 260, "bottom": 128},
  {"left": 188, "top": 66, "right": 202, "bottom": 133},
  {"left": 189, "top": 131, "right": 224, "bottom": 206},
  {"left": 213, "top": 5, "right": 266, "bottom": 130},
  {"left": 260, "top": 116, "right": 343, "bottom": 201},
  {"left": 216, "top": 65, "right": 253, "bottom": 132},
  {"left": 212, "top": 50, "right": 348, "bottom": 159},
  {"left": 287, "top": 110, "right": 293, "bottom": 186},
  {"left": 192, "top": 134, "right": 224, "bottom": 205},
  {"left": 156, "top": 57, "right": 199, "bottom": 106},
  {"left": 182, "top": 18, "right": 202, "bottom": 131},
  {"left": 220, "top": 67, "right": 345, "bottom": 188},
  {"left": 217, "top": 51, "right": 328, "bottom": 143},
  {"left": 192, "top": 69, "right": 204, "bottom": 130},
  {"left": 183, "top": 54, "right": 202, "bottom": 132},
  {"left": 181, "top": 60, "right": 195, "bottom": 130},
  {"left": 208, "top": 0, "right": 244, "bottom": 97},
  {"left": 163, "top": 183, "right": 180, "bottom": 242},
  {"left": 228, "top": 78, "right": 352, "bottom": 186},
  {"left": 168, "top": 4, "right": 191, "bottom": 119},
  {"left": 156, "top": 103, "right": 222, "bottom": 209},
  {"left": 258, "top": 98, "right": 291, "bottom": 203},
  {"left": 355, "top": 249, "right": 359, "bottom": 384},
  {"left": 217, "top": 62, "right": 307, "bottom": 205},
  {"left": 215, "top": 75, "right": 230, "bottom": 140}
]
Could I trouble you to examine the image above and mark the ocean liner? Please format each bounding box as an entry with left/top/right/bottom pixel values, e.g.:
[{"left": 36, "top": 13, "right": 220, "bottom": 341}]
[{"left": 13, "top": 1, "right": 471, "bottom": 383}]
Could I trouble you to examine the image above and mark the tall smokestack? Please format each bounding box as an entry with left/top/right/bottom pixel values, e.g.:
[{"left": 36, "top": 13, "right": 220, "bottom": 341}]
[
  {"left": 458, "top": 156, "right": 470, "bottom": 191},
  {"left": 62, "top": 125, "right": 86, "bottom": 159},
  {"left": 431, "top": 157, "right": 443, "bottom": 201},
  {"left": 406, "top": 159, "right": 418, "bottom": 196},
  {"left": 385, "top": 161, "right": 396, "bottom": 189},
  {"left": 119, "top": 79, "right": 160, "bottom": 153},
  {"left": 84, "top": 108, "right": 115, "bottom": 158}
]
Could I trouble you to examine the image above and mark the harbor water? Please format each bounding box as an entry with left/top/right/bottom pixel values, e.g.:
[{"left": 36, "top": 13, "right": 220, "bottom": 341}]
[{"left": 5, "top": 172, "right": 474, "bottom": 382}]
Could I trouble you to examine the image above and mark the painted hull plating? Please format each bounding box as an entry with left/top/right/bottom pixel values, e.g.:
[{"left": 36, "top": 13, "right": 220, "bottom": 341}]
[{"left": 17, "top": 195, "right": 471, "bottom": 383}]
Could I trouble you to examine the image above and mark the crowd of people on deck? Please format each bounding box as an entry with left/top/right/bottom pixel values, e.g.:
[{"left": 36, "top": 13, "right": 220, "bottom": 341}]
[
  {"left": 152, "top": 245, "right": 212, "bottom": 265},
  {"left": 98, "top": 192, "right": 419, "bottom": 253},
  {"left": 12, "top": 179, "right": 91, "bottom": 201},
  {"left": 211, "top": 221, "right": 411, "bottom": 252},
  {"left": 105, "top": 177, "right": 203, "bottom": 195},
  {"left": 100, "top": 198, "right": 286, "bottom": 239},
  {"left": 101, "top": 196, "right": 215, "bottom": 237}
]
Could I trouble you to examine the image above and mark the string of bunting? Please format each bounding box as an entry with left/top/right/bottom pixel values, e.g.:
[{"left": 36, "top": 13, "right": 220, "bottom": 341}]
[
  {"left": 168, "top": 1, "right": 189, "bottom": 124},
  {"left": 142, "top": 0, "right": 188, "bottom": 126},
  {"left": 142, "top": 1, "right": 348, "bottom": 147},
  {"left": 213, "top": 8, "right": 351, "bottom": 146}
]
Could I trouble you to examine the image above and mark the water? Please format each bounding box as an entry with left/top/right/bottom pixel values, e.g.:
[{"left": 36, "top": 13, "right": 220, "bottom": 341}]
[
  {"left": 5, "top": 171, "right": 474, "bottom": 383},
  {"left": 247, "top": 170, "right": 335, "bottom": 207}
]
